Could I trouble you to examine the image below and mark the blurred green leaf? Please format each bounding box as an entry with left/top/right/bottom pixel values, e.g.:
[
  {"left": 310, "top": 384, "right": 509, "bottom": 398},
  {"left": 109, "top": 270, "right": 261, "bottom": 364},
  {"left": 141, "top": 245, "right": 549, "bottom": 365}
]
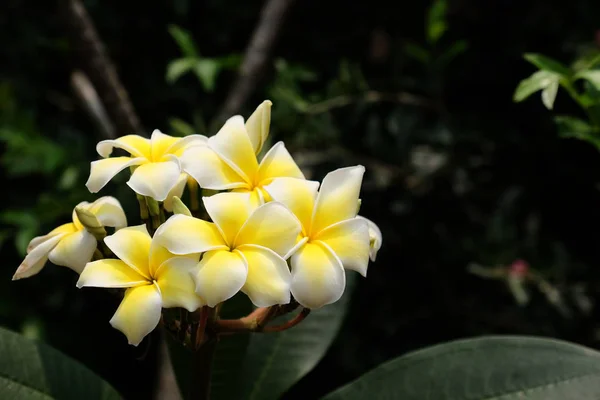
[
  {"left": 575, "top": 70, "right": 600, "bottom": 91},
  {"left": 404, "top": 42, "right": 431, "bottom": 64},
  {"left": 323, "top": 336, "right": 600, "bottom": 400},
  {"left": 168, "top": 25, "right": 198, "bottom": 58},
  {"left": 193, "top": 59, "right": 220, "bottom": 92},
  {"left": 513, "top": 70, "right": 560, "bottom": 103},
  {"left": 437, "top": 40, "right": 468, "bottom": 67},
  {"left": 169, "top": 118, "right": 196, "bottom": 137},
  {"left": 554, "top": 115, "right": 600, "bottom": 149},
  {"left": 427, "top": 0, "right": 448, "bottom": 44},
  {"left": 524, "top": 53, "right": 571, "bottom": 75},
  {"left": 542, "top": 80, "right": 559, "bottom": 109},
  {"left": 0, "top": 326, "right": 121, "bottom": 399},
  {"left": 166, "top": 58, "right": 197, "bottom": 84}
]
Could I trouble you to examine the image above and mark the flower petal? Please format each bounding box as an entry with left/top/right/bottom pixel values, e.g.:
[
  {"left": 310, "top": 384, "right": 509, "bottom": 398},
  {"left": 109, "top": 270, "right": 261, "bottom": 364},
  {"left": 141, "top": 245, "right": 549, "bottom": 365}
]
[
  {"left": 315, "top": 218, "right": 370, "bottom": 276},
  {"left": 154, "top": 214, "right": 227, "bottom": 256},
  {"left": 181, "top": 145, "right": 247, "bottom": 190},
  {"left": 163, "top": 173, "right": 188, "bottom": 212},
  {"left": 150, "top": 129, "right": 180, "bottom": 161},
  {"left": 12, "top": 234, "right": 64, "bottom": 280},
  {"left": 28, "top": 223, "right": 76, "bottom": 252},
  {"left": 245, "top": 100, "right": 272, "bottom": 155},
  {"left": 86, "top": 157, "right": 146, "bottom": 193},
  {"left": 110, "top": 284, "right": 162, "bottom": 346},
  {"left": 48, "top": 229, "right": 97, "bottom": 273},
  {"left": 88, "top": 196, "right": 127, "bottom": 229},
  {"left": 97, "top": 135, "right": 151, "bottom": 158},
  {"left": 238, "top": 244, "right": 291, "bottom": 307},
  {"left": 357, "top": 216, "right": 382, "bottom": 262},
  {"left": 257, "top": 142, "right": 304, "bottom": 184},
  {"left": 76, "top": 259, "right": 148, "bottom": 288},
  {"left": 234, "top": 201, "right": 301, "bottom": 257},
  {"left": 290, "top": 241, "right": 346, "bottom": 309},
  {"left": 126, "top": 156, "right": 181, "bottom": 201},
  {"left": 203, "top": 192, "right": 253, "bottom": 247},
  {"left": 156, "top": 257, "right": 204, "bottom": 311},
  {"left": 104, "top": 225, "right": 152, "bottom": 279},
  {"left": 194, "top": 250, "right": 247, "bottom": 307},
  {"left": 311, "top": 166, "right": 365, "bottom": 235},
  {"left": 165, "top": 134, "right": 208, "bottom": 157},
  {"left": 263, "top": 177, "right": 319, "bottom": 231},
  {"left": 209, "top": 115, "right": 259, "bottom": 182}
]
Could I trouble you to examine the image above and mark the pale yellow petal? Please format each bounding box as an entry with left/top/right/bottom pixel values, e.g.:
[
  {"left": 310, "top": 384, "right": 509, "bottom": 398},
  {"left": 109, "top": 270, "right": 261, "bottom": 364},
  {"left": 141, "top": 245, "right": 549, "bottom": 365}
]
[
  {"left": 104, "top": 225, "right": 152, "bottom": 279},
  {"left": 202, "top": 192, "right": 253, "bottom": 247},
  {"left": 238, "top": 244, "right": 291, "bottom": 307},
  {"left": 156, "top": 257, "right": 204, "bottom": 311},
  {"left": 13, "top": 234, "right": 64, "bottom": 280},
  {"left": 209, "top": 115, "right": 259, "bottom": 182},
  {"left": 28, "top": 223, "right": 76, "bottom": 252},
  {"left": 262, "top": 177, "right": 319, "bottom": 231},
  {"left": 150, "top": 129, "right": 180, "bottom": 161},
  {"left": 110, "top": 284, "right": 162, "bottom": 346},
  {"left": 97, "top": 135, "right": 151, "bottom": 158},
  {"left": 154, "top": 214, "right": 227, "bottom": 256},
  {"left": 245, "top": 100, "right": 272, "bottom": 155},
  {"left": 310, "top": 166, "right": 365, "bottom": 235},
  {"left": 181, "top": 145, "right": 247, "bottom": 190},
  {"left": 48, "top": 229, "right": 97, "bottom": 273},
  {"left": 233, "top": 187, "right": 264, "bottom": 208},
  {"left": 357, "top": 216, "right": 382, "bottom": 261},
  {"left": 87, "top": 196, "right": 127, "bottom": 229},
  {"left": 257, "top": 142, "right": 304, "bottom": 184},
  {"left": 163, "top": 173, "right": 188, "bottom": 212},
  {"left": 164, "top": 134, "right": 208, "bottom": 157},
  {"left": 290, "top": 241, "right": 346, "bottom": 309},
  {"left": 127, "top": 156, "right": 181, "bottom": 201},
  {"left": 76, "top": 259, "right": 148, "bottom": 288},
  {"left": 194, "top": 250, "right": 247, "bottom": 307},
  {"left": 234, "top": 201, "right": 301, "bottom": 257},
  {"left": 315, "top": 218, "right": 370, "bottom": 276},
  {"left": 86, "top": 157, "right": 146, "bottom": 193}
]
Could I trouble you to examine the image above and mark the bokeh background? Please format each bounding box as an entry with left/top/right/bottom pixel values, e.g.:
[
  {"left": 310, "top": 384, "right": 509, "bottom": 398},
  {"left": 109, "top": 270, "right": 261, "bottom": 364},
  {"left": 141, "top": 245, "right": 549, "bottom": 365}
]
[{"left": 3, "top": 0, "right": 600, "bottom": 398}]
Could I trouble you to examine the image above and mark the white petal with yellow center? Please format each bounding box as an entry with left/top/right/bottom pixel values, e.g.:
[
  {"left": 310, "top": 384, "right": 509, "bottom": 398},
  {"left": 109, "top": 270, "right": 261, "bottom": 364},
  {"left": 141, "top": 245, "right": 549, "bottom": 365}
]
[
  {"left": 77, "top": 259, "right": 149, "bottom": 288},
  {"left": 203, "top": 192, "right": 253, "bottom": 247},
  {"left": 245, "top": 100, "right": 272, "bottom": 155},
  {"left": 164, "top": 134, "right": 208, "bottom": 157},
  {"left": 238, "top": 244, "right": 291, "bottom": 307},
  {"left": 110, "top": 284, "right": 162, "bottom": 346},
  {"left": 257, "top": 142, "right": 304, "bottom": 184},
  {"left": 87, "top": 196, "right": 127, "bottom": 229},
  {"left": 104, "top": 225, "right": 152, "bottom": 279},
  {"left": 194, "top": 250, "right": 248, "bottom": 307},
  {"left": 310, "top": 165, "right": 365, "bottom": 235},
  {"left": 315, "top": 218, "right": 370, "bottom": 276},
  {"left": 156, "top": 257, "right": 204, "bottom": 311},
  {"left": 86, "top": 157, "right": 146, "bottom": 193},
  {"left": 357, "top": 216, "right": 382, "bottom": 261},
  {"left": 127, "top": 155, "right": 181, "bottom": 201},
  {"left": 97, "top": 135, "right": 151, "bottom": 158},
  {"left": 12, "top": 234, "right": 65, "bottom": 280},
  {"left": 263, "top": 177, "right": 319, "bottom": 231},
  {"left": 27, "top": 223, "right": 76, "bottom": 252},
  {"left": 150, "top": 129, "right": 180, "bottom": 161},
  {"left": 155, "top": 214, "right": 227, "bottom": 255},
  {"left": 48, "top": 229, "right": 97, "bottom": 273},
  {"left": 181, "top": 145, "right": 247, "bottom": 190},
  {"left": 209, "top": 116, "right": 259, "bottom": 182},
  {"left": 290, "top": 241, "right": 346, "bottom": 309},
  {"left": 234, "top": 201, "right": 301, "bottom": 257}
]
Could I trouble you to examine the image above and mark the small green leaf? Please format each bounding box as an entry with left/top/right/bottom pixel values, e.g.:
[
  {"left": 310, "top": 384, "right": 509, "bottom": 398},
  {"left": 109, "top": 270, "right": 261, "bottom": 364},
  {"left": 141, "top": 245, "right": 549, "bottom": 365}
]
[
  {"left": 575, "top": 70, "right": 600, "bottom": 90},
  {"left": 541, "top": 80, "right": 559, "bottom": 109},
  {"left": 193, "top": 60, "right": 220, "bottom": 92},
  {"left": 166, "top": 58, "right": 197, "bottom": 84},
  {"left": 554, "top": 115, "right": 600, "bottom": 149},
  {"left": 404, "top": 42, "right": 431, "bottom": 64},
  {"left": 169, "top": 118, "right": 196, "bottom": 137},
  {"left": 513, "top": 70, "right": 560, "bottom": 103},
  {"left": 427, "top": 0, "right": 448, "bottom": 44},
  {"left": 524, "top": 53, "right": 571, "bottom": 75},
  {"left": 436, "top": 40, "right": 468, "bottom": 67},
  {"left": 171, "top": 196, "right": 192, "bottom": 216},
  {"left": 323, "top": 336, "right": 600, "bottom": 400},
  {"left": 168, "top": 25, "right": 198, "bottom": 58}
]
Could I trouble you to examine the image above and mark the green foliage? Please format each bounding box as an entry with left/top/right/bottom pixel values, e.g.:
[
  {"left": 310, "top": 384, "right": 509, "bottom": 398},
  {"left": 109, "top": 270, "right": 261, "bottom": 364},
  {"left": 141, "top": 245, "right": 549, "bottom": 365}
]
[
  {"left": 323, "top": 336, "right": 600, "bottom": 400},
  {"left": 0, "top": 326, "right": 120, "bottom": 399}
]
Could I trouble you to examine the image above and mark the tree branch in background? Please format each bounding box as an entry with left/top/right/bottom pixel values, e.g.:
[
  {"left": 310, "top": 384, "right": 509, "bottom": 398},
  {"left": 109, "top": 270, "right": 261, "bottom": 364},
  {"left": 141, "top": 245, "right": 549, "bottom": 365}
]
[
  {"left": 60, "top": 0, "right": 143, "bottom": 135},
  {"left": 70, "top": 70, "right": 116, "bottom": 139},
  {"left": 215, "top": 0, "right": 296, "bottom": 125}
]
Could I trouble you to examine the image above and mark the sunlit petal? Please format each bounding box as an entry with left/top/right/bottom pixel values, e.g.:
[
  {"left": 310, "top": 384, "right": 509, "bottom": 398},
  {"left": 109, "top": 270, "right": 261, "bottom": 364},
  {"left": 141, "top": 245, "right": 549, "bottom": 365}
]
[
  {"left": 48, "top": 229, "right": 97, "bottom": 273},
  {"left": 290, "top": 241, "right": 346, "bottom": 309},
  {"left": 194, "top": 250, "right": 247, "bottom": 307},
  {"left": 357, "top": 216, "right": 382, "bottom": 262},
  {"left": 12, "top": 234, "right": 64, "bottom": 280},
  {"left": 154, "top": 214, "right": 227, "bottom": 256},
  {"left": 263, "top": 177, "right": 319, "bottom": 231},
  {"left": 311, "top": 166, "right": 365, "bottom": 235},
  {"left": 97, "top": 135, "right": 151, "bottom": 158},
  {"left": 164, "top": 134, "right": 208, "bottom": 157},
  {"left": 156, "top": 257, "right": 204, "bottom": 311},
  {"left": 104, "top": 225, "right": 152, "bottom": 279},
  {"left": 238, "top": 244, "right": 291, "bottom": 307},
  {"left": 181, "top": 145, "right": 247, "bottom": 190},
  {"left": 315, "top": 218, "right": 370, "bottom": 276},
  {"left": 257, "top": 142, "right": 304, "bottom": 184},
  {"left": 203, "top": 192, "right": 253, "bottom": 247},
  {"left": 163, "top": 173, "right": 188, "bottom": 212},
  {"left": 127, "top": 156, "right": 181, "bottom": 201},
  {"left": 110, "top": 284, "right": 162, "bottom": 346},
  {"left": 87, "top": 196, "right": 127, "bottom": 229},
  {"left": 209, "top": 116, "right": 259, "bottom": 181},
  {"left": 234, "top": 201, "right": 301, "bottom": 257},
  {"left": 76, "top": 259, "right": 148, "bottom": 288},
  {"left": 86, "top": 157, "right": 146, "bottom": 193},
  {"left": 245, "top": 100, "right": 272, "bottom": 155}
]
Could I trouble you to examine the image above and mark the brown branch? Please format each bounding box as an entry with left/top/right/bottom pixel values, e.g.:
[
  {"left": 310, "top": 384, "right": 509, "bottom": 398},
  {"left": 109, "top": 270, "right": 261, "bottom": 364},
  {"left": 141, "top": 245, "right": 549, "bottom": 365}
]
[
  {"left": 304, "top": 91, "right": 438, "bottom": 115},
  {"left": 214, "top": 0, "right": 296, "bottom": 125},
  {"left": 70, "top": 70, "right": 116, "bottom": 138},
  {"left": 263, "top": 308, "right": 310, "bottom": 332},
  {"left": 60, "top": 0, "right": 143, "bottom": 135}
]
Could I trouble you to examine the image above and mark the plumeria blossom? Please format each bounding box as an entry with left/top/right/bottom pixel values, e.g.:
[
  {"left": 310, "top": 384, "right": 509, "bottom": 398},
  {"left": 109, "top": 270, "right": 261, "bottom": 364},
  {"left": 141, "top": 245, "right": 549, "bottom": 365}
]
[
  {"left": 181, "top": 101, "right": 304, "bottom": 206},
  {"left": 154, "top": 192, "right": 301, "bottom": 307},
  {"left": 264, "top": 166, "right": 372, "bottom": 309},
  {"left": 13, "top": 197, "right": 126, "bottom": 280},
  {"left": 86, "top": 129, "right": 207, "bottom": 201},
  {"left": 357, "top": 216, "right": 383, "bottom": 261},
  {"left": 77, "top": 225, "right": 203, "bottom": 346}
]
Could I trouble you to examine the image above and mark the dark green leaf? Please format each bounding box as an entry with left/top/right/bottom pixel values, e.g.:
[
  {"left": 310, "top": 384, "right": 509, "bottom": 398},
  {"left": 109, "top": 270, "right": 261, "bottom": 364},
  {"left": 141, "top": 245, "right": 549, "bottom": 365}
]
[
  {"left": 437, "top": 40, "right": 468, "bottom": 67},
  {"left": 575, "top": 70, "right": 600, "bottom": 90},
  {"left": 166, "top": 58, "right": 197, "bottom": 84},
  {"left": 193, "top": 60, "right": 220, "bottom": 92},
  {"left": 168, "top": 118, "right": 196, "bottom": 137},
  {"left": 524, "top": 53, "right": 571, "bottom": 75},
  {"left": 323, "top": 336, "right": 600, "bottom": 400},
  {"left": 554, "top": 115, "right": 600, "bottom": 149},
  {"left": 513, "top": 70, "right": 560, "bottom": 103},
  {"left": 0, "top": 326, "right": 121, "bottom": 399},
  {"left": 427, "top": 0, "right": 448, "bottom": 44},
  {"left": 168, "top": 25, "right": 198, "bottom": 58},
  {"left": 237, "top": 272, "right": 358, "bottom": 400},
  {"left": 404, "top": 42, "right": 431, "bottom": 65}
]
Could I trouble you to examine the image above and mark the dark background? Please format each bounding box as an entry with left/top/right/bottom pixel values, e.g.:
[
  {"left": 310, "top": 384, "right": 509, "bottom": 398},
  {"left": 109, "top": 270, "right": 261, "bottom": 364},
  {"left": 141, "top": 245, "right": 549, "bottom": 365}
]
[{"left": 2, "top": 0, "right": 600, "bottom": 398}]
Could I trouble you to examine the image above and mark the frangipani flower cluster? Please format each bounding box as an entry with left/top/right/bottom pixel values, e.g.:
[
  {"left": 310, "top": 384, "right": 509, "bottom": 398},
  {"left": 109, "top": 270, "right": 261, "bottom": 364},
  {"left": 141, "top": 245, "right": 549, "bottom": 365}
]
[{"left": 13, "top": 100, "right": 382, "bottom": 347}]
